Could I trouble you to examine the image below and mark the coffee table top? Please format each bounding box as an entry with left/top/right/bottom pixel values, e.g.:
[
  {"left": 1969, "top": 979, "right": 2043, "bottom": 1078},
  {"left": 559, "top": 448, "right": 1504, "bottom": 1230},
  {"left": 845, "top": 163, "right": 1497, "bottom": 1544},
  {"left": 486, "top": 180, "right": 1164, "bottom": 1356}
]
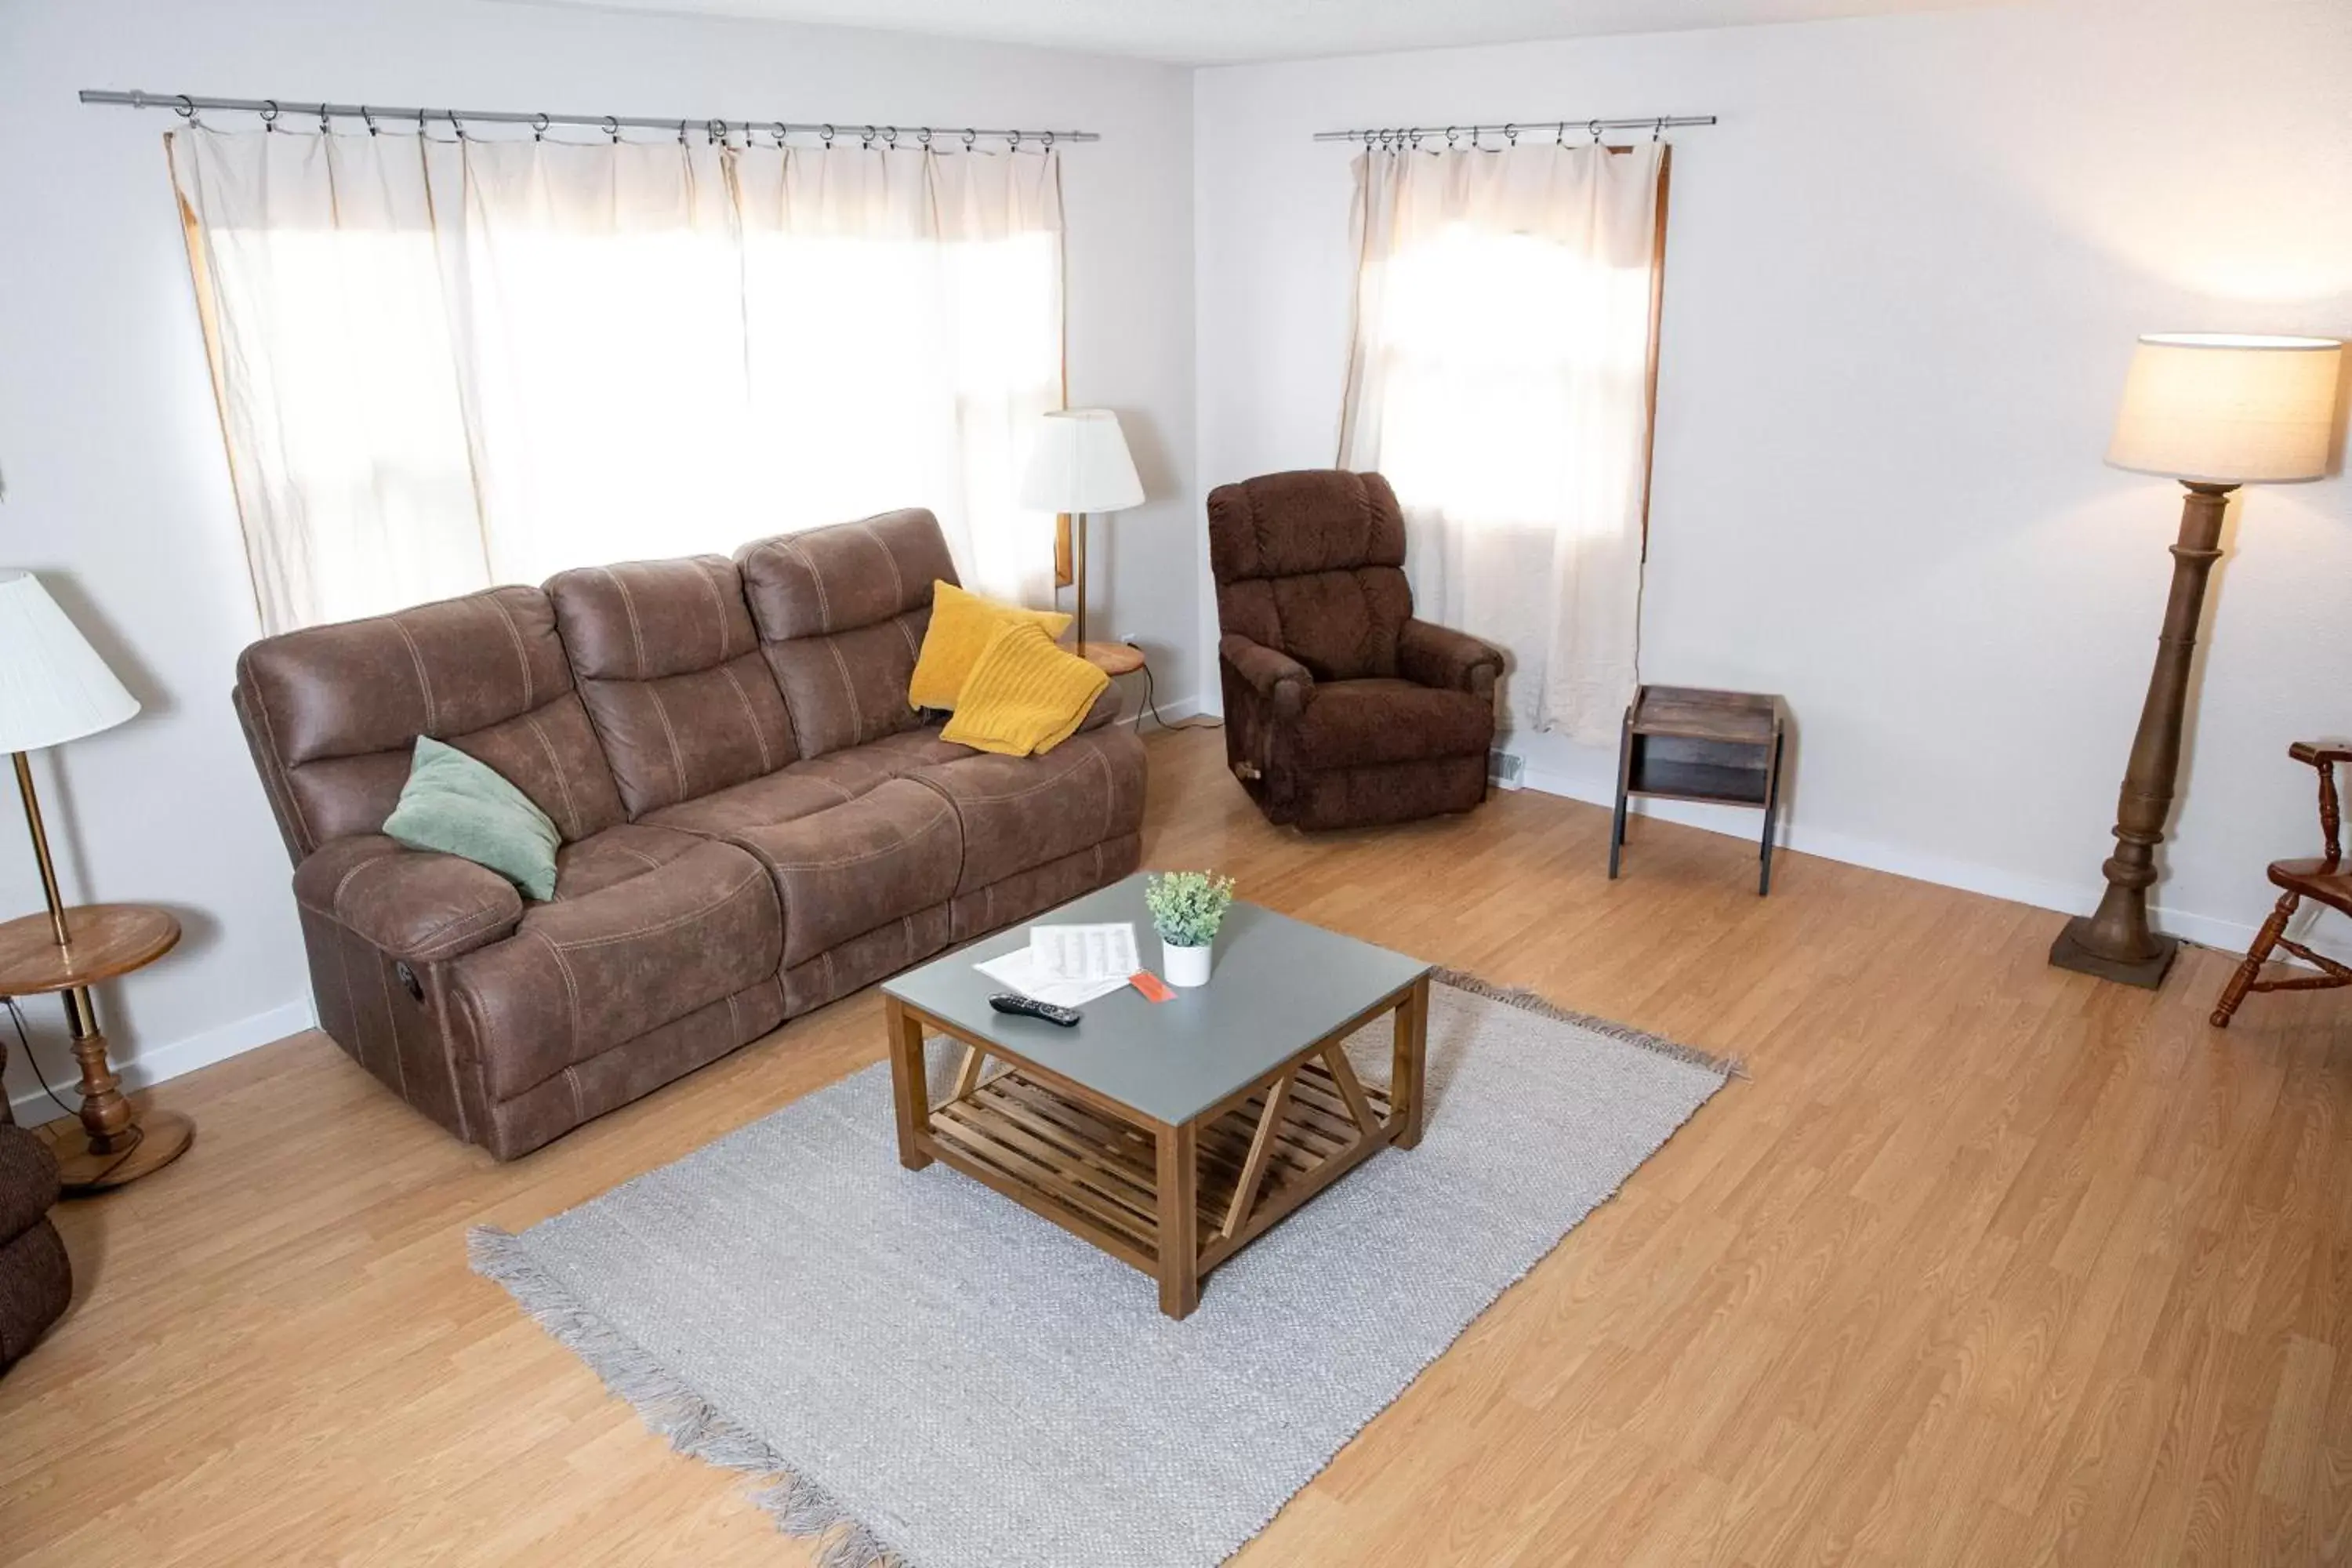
[{"left": 883, "top": 873, "right": 1429, "bottom": 1126}]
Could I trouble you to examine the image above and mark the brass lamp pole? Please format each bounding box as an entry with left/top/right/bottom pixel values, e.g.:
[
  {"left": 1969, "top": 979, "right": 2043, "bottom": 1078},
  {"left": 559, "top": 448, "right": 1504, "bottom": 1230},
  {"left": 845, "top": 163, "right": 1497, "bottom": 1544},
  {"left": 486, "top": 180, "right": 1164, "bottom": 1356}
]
[{"left": 2051, "top": 334, "right": 2343, "bottom": 988}]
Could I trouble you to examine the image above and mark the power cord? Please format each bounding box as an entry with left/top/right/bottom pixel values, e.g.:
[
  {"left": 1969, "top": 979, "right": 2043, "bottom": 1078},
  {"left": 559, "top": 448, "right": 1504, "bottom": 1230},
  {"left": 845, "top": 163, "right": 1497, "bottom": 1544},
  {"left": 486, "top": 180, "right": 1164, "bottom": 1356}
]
[
  {"left": 1125, "top": 643, "right": 1221, "bottom": 734},
  {"left": 5, "top": 994, "right": 82, "bottom": 1126}
]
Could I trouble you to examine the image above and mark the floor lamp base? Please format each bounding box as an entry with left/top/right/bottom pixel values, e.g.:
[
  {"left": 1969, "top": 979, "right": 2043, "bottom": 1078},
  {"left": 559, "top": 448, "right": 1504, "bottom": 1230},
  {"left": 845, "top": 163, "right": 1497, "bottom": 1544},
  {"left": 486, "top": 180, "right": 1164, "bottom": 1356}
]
[
  {"left": 40, "top": 1108, "right": 196, "bottom": 1195},
  {"left": 2049, "top": 917, "right": 2179, "bottom": 990}
]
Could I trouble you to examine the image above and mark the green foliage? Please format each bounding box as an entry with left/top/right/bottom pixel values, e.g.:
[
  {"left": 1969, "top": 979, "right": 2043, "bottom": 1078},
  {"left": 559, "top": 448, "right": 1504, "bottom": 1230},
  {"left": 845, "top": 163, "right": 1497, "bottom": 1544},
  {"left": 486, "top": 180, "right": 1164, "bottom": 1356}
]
[{"left": 1143, "top": 870, "right": 1236, "bottom": 948}]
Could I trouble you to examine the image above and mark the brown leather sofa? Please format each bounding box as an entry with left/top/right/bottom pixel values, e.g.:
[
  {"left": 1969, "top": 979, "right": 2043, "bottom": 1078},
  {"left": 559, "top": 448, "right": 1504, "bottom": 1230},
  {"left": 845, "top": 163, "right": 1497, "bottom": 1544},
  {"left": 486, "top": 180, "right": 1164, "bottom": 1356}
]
[
  {"left": 0, "top": 1086, "right": 71, "bottom": 1376},
  {"left": 1209, "top": 470, "right": 1504, "bottom": 830},
  {"left": 234, "top": 510, "right": 1145, "bottom": 1160}
]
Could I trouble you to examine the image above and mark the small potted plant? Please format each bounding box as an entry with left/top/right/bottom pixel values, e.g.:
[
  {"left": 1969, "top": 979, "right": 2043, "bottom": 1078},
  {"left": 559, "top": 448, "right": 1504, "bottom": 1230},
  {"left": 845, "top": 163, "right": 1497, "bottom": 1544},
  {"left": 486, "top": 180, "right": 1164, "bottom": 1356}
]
[{"left": 1143, "top": 870, "right": 1235, "bottom": 989}]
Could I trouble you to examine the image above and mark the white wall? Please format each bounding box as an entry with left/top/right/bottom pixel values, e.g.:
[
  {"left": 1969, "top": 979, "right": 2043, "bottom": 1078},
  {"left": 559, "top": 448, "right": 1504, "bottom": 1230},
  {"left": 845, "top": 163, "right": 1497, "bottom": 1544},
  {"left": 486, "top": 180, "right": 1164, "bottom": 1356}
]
[
  {"left": 1194, "top": 0, "right": 2352, "bottom": 957},
  {"left": 0, "top": 0, "right": 1197, "bottom": 1116}
]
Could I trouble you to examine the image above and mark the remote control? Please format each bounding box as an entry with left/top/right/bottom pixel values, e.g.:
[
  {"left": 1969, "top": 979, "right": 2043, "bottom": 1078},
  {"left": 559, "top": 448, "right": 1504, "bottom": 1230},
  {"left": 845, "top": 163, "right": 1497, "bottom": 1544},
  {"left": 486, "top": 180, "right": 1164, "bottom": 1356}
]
[{"left": 987, "top": 993, "right": 1081, "bottom": 1028}]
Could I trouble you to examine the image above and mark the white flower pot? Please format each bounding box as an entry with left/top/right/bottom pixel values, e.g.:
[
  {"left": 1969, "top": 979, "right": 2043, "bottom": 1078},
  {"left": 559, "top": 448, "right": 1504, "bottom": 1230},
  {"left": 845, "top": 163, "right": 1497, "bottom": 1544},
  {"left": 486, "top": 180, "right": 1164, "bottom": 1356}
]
[{"left": 1160, "top": 937, "right": 1213, "bottom": 989}]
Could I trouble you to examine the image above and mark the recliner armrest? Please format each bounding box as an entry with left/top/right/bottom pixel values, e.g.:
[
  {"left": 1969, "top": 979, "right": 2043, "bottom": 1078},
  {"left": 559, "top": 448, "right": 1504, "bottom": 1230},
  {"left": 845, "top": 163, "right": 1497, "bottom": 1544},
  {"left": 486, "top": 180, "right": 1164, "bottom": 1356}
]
[
  {"left": 1398, "top": 619, "right": 1504, "bottom": 701},
  {"left": 1219, "top": 634, "right": 1313, "bottom": 720},
  {"left": 292, "top": 835, "right": 524, "bottom": 964}
]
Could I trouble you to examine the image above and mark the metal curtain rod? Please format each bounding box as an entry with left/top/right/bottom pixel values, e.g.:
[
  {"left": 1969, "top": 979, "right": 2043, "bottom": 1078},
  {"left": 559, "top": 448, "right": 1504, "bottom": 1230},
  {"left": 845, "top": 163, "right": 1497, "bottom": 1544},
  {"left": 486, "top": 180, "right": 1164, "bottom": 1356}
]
[
  {"left": 1314, "top": 114, "right": 1715, "bottom": 144},
  {"left": 78, "top": 89, "right": 1098, "bottom": 146}
]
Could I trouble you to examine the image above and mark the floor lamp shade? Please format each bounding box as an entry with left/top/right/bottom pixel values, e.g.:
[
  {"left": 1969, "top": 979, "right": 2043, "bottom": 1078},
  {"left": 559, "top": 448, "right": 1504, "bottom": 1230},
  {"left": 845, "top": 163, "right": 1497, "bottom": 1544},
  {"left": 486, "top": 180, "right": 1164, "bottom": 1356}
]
[
  {"left": 1018, "top": 409, "right": 1145, "bottom": 515},
  {"left": 0, "top": 569, "right": 139, "bottom": 752},
  {"left": 2107, "top": 334, "right": 2342, "bottom": 485}
]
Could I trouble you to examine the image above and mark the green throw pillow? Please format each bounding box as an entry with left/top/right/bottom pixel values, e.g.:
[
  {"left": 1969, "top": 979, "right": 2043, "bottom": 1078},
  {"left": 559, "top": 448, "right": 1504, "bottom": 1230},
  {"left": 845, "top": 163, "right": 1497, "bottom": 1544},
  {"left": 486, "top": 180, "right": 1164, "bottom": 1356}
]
[{"left": 382, "top": 737, "right": 561, "bottom": 901}]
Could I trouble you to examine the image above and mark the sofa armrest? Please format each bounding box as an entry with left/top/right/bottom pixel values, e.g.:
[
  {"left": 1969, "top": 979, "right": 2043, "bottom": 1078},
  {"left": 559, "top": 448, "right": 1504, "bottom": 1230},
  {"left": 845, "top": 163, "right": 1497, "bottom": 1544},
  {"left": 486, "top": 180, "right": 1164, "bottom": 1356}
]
[
  {"left": 292, "top": 835, "right": 524, "bottom": 964},
  {"left": 1076, "top": 684, "right": 1123, "bottom": 735},
  {"left": 1398, "top": 619, "right": 1504, "bottom": 700},
  {"left": 1218, "top": 634, "right": 1313, "bottom": 720}
]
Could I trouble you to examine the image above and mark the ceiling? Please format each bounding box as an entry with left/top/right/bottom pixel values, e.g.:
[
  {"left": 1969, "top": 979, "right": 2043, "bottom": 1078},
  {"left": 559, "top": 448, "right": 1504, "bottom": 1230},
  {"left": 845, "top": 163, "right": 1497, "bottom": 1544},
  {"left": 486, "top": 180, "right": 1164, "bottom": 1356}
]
[{"left": 517, "top": 0, "right": 2009, "bottom": 66}]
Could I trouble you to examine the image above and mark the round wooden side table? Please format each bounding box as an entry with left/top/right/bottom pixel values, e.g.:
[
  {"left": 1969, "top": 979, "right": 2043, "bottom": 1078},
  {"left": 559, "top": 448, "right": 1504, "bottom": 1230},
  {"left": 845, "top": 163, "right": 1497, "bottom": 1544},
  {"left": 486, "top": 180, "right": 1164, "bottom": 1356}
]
[
  {"left": 1076, "top": 641, "right": 1146, "bottom": 677},
  {"left": 0, "top": 902, "right": 193, "bottom": 1193}
]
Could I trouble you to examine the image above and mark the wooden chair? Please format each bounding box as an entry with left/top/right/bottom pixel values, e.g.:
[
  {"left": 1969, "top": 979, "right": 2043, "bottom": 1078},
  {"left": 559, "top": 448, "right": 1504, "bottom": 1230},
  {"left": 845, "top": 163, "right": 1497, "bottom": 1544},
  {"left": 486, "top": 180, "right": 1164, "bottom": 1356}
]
[{"left": 2211, "top": 739, "right": 2352, "bottom": 1028}]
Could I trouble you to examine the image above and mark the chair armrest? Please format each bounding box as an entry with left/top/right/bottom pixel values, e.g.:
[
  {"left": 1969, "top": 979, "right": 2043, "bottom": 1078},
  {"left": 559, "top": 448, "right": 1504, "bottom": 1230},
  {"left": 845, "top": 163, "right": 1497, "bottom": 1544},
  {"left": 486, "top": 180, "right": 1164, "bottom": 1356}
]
[
  {"left": 1398, "top": 619, "right": 1504, "bottom": 699},
  {"left": 292, "top": 835, "right": 524, "bottom": 964},
  {"left": 1219, "top": 634, "right": 1313, "bottom": 720}
]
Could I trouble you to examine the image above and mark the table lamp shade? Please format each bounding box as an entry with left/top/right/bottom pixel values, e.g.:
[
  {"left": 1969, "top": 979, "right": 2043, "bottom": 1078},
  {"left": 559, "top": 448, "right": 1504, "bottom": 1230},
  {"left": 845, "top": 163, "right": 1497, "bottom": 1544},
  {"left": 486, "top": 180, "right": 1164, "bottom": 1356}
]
[
  {"left": 1019, "top": 408, "right": 1145, "bottom": 514},
  {"left": 2107, "top": 334, "right": 2343, "bottom": 485},
  {"left": 0, "top": 570, "right": 139, "bottom": 753}
]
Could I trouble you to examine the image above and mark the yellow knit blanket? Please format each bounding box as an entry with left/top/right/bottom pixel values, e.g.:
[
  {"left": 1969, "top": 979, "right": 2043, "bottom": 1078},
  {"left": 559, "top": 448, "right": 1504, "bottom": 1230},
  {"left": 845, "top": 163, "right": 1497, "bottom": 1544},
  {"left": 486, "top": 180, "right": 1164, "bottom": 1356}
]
[{"left": 940, "top": 620, "right": 1109, "bottom": 757}]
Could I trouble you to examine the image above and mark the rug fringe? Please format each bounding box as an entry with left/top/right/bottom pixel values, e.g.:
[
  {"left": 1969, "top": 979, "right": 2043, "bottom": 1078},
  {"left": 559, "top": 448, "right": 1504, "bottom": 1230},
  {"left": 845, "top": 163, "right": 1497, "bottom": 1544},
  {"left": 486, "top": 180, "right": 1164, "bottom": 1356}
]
[
  {"left": 1430, "top": 967, "right": 1745, "bottom": 1080},
  {"left": 467, "top": 1227, "right": 902, "bottom": 1567}
]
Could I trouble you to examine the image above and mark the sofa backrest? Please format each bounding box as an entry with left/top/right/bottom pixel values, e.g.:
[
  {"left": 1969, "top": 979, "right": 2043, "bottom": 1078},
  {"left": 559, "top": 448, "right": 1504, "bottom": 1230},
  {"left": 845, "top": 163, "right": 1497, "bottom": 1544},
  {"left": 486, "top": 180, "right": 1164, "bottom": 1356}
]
[
  {"left": 1206, "top": 469, "right": 1414, "bottom": 683},
  {"left": 543, "top": 555, "right": 797, "bottom": 818},
  {"left": 737, "top": 509, "right": 957, "bottom": 760},
  {"left": 234, "top": 586, "right": 627, "bottom": 862}
]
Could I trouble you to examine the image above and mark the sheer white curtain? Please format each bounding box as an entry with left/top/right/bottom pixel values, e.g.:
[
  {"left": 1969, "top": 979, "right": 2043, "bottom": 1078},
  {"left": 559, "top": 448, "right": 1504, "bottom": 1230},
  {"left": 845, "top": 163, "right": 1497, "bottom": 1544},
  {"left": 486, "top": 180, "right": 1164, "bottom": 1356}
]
[
  {"left": 168, "top": 125, "right": 1064, "bottom": 634},
  {"left": 1338, "top": 143, "right": 1666, "bottom": 743}
]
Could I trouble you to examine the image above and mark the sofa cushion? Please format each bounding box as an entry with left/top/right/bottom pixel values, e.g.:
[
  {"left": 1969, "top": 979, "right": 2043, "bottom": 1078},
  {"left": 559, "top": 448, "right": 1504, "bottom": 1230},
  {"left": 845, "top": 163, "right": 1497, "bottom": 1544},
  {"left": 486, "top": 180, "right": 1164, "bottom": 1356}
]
[
  {"left": 643, "top": 729, "right": 974, "bottom": 839},
  {"left": 236, "top": 586, "right": 627, "bottom": 855},
  {"left": 546, "top": 557, "right": 797, "bottom": 818},
  {"left": 451, "top": 837, "right": 782, "bottom": 1101},
  {"left": 1291, "top": 680, "right": 1494, "bottom": 772},
  {"left": 909, "top": 728, "right": 1147, "bottom": 895},
  {"left": 0, "top": 1122, "right": 62, "bottom": 1249},
  {"left": 550, "top": 822, "right": 711, "bottom": 901},
  {"left": 721, "top": 778, "right": 961, "bottom": 968},
  {"left": 738, "top": 510, "right": 956, "bottom": 759}
]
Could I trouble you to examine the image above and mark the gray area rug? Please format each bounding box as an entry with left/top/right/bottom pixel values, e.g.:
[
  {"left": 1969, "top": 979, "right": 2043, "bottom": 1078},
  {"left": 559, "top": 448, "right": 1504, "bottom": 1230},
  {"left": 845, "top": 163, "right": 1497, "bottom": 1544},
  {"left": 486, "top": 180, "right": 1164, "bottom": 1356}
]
[{"left": 471, "top": 971, "right": 1733, "bottom": 1567}]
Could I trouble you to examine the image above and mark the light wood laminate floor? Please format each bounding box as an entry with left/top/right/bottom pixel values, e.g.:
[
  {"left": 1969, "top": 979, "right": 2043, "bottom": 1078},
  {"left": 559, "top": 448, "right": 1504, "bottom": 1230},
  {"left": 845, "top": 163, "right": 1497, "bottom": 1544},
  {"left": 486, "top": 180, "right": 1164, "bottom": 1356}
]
[{"left": 3, "top": 728, "right": 2347, "bottom": 1565}]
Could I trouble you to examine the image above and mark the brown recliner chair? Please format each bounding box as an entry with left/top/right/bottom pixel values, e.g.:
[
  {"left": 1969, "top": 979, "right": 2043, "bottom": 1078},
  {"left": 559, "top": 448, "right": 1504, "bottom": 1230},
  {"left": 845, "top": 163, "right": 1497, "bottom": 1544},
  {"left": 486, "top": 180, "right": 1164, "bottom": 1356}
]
[
  {"left": 0, "top": 1071, "right": 71, "bottom": 1376},
  {"left": 1208, "top": 470, "right": 1504, "bottom": 830}
]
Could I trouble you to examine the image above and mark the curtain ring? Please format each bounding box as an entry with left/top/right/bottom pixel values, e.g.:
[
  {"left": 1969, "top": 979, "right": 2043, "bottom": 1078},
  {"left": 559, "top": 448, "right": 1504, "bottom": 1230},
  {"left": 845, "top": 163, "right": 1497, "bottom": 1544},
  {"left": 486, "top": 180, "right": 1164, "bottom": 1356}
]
[
  {"left": 1504, "top": 122, "right": 1518, "bottom": 146},
  {"left": 174, "top": 94, "right": 198, "bottom": 122},
  {"left": 317, "top": 105, "right": 332, "bottom": 136},
  {"left": 883, "top": 125, "right": 899, "bottom": 147},
  {"left": 860, "top": 125, "right": 876, "bottom": 148},
  {"left": 820, "top": 123, "right": 835, "bottom": 146},
  {"left": 962, "top": 127, "right": 977, "bottom": 149},
  {"left": 708, "top": 118, "right": 727, "bottom": 147},
  {"left": 1653, "top": 116, "right": 1666, "bottom": 143},
  {"left": 1006, "top": 131, "right": 1022, "bottom": 151},
  {"left": 260, "top": 99, "right": 281, "bottom": 132},
  {"left": 451, "top": 112, "right": 468, "bottom": 141},
  {"left": 532, "top": 112, "right": 550, "bottom": 143},
  {"left": 917, "top": 126, "right": 933, "bottom": 149},
  {"left": 602, "top": 114, "right": 621, "bottom": 143},
  {"left": 1588, "top": 118, "right": 1604, "bottom": 145},
  {"left": 677, "top": 120, "right": 689, "bottom": 147},
  {"left": 1443, "top": 125, "right": 1458, "bottom": 147},
  {"left": 771, "top": 121, "right": 788, "bottom": 147},
  {"left": 1040, "top": 130, "right": 1054, "bottom": 150},
  {"left": 362, "top": 105, "right": 379, "bottom": 136}
]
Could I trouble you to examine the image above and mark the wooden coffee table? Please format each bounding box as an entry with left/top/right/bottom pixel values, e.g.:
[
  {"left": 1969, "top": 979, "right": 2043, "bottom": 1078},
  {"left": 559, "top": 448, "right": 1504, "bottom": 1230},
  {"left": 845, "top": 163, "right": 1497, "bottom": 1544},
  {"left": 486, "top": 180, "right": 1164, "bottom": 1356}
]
[{"left": 880, "top": 874, "right": 1430, "bottom": 1319}]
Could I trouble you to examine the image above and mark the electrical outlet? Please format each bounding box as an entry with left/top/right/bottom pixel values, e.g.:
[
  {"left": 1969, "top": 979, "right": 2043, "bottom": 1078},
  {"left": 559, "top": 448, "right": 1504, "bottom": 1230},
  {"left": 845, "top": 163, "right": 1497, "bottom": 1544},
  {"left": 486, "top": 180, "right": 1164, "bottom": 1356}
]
[{"left": 1117, "top": 630, "right": 1142, "bottom": 647}]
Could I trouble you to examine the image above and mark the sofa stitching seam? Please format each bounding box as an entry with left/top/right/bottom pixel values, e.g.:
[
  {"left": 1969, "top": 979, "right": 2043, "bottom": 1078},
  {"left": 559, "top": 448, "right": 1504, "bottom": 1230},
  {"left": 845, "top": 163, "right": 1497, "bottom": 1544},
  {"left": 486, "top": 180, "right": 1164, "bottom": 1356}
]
[
  {"left": 524, "top": 713, "right": 583, "bottom": 838},
  {"left": 487, "top": 592, "right": 536, "bottom": 711},
  {"left": 546, "top": 869, "right": 769, "bottom": 951},
  {"left": 390, "top": 617, "right": 439, "bottom": 735}
]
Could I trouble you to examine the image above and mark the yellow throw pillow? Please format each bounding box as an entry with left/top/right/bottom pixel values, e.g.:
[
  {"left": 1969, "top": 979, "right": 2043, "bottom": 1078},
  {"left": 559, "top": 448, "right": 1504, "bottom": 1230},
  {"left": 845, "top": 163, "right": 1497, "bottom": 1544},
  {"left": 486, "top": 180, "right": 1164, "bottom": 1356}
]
[
  {"left": 941, "top": 620, "right": 1110, "bottom": 757},
  {"left": 909, "top": 581, "right": 1073, "bottom": 710}
]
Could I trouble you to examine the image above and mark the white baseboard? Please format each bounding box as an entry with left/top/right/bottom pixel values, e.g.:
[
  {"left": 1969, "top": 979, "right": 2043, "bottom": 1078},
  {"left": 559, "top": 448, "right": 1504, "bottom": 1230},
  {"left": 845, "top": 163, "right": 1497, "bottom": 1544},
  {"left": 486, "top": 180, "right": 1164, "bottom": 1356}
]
[
  {"left": 1515, "top": 760, "right": 2347, "bottom": 968},
  {"left": 7, "top": 995, "right": 316, "bottom": 1127}
]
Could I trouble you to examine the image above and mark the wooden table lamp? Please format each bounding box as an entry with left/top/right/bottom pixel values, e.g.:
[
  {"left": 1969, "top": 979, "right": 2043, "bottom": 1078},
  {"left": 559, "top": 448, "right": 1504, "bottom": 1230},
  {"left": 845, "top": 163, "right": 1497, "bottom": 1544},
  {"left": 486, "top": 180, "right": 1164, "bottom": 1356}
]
[
  {"left": 0, "top": 569, "right": 194, "bottom": 1189},
  {"left": 2050, "top": 333, "right": 2343, "bottom": 988},
  {"left": 1018, "top": 408, "right": 1146, "bottom": 670}
]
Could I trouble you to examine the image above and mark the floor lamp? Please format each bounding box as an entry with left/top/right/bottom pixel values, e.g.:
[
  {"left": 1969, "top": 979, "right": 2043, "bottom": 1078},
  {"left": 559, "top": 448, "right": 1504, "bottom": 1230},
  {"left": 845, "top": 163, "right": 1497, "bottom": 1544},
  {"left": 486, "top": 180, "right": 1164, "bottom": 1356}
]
[
  {"left": 2050, "top": 333, "right": 2343, "bottom": 988},
  {"left": 0, "top": 569, "right": 194, "bottom": 1187},
  {"left": 1018, "top": 408, "right": 1145, "bottom": 662}
]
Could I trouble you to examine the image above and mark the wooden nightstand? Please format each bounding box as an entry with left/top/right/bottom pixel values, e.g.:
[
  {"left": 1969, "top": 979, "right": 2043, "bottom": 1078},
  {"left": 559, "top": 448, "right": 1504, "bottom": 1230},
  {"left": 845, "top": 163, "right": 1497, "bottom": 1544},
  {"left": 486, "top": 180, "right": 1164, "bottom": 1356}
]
[{"left": 1610, "top": 685, "right": 1790, "bottom": 895}]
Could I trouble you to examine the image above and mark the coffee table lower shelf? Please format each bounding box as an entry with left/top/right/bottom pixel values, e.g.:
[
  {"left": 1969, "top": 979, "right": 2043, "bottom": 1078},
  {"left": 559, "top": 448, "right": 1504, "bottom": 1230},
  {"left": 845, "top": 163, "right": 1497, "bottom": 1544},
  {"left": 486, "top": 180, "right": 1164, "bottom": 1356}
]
[{"left": 927, "top": 1058, "right": 1393, "bottom": 1288}]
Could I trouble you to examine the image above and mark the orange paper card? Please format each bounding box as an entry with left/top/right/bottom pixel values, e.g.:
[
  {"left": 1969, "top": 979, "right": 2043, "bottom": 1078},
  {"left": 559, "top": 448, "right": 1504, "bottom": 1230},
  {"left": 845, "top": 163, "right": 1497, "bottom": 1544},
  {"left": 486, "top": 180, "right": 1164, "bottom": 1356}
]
[{"left": 1130, "top": 971, "right": 1174, "bottom": 1003}]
